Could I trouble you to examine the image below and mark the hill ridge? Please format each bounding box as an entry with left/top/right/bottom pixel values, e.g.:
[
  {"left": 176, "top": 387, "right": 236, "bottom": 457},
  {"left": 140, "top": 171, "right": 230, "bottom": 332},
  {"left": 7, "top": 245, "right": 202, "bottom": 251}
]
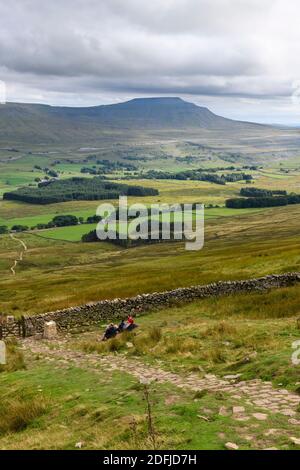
[{"left": 0, "top": 96, "right": 266, "bottom": 144}]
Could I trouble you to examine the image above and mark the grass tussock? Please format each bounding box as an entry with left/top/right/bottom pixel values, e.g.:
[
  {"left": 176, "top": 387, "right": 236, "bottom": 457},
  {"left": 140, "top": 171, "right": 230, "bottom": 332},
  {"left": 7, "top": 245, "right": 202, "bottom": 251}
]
[
  {"left": 204, "top": 321, "right": 237, "bottom": 337},
  {"left": 0, "top": 339, "right": 26, "bottom": 373},
  {"left": 80, "top": 331, "right": 136, "bottom": 355},
  {"left": 0, "top": 394, "right": 49, "bottom": 434},
  {"left": 80, "top": 327, "right": 164, "bottom": 357},
  {"left": 90, "top": 406, "right": 110, "bottom": 422},
  {"left": 148, "top": 326, "right": 162, "bottom": 343}
]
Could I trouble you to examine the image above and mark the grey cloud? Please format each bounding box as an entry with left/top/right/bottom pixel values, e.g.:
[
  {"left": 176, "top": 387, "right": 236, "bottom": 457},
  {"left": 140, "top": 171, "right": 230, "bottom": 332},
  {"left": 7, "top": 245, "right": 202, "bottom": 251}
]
[{"left": 0, "top": 0, "right": 299, "bottom": 123}]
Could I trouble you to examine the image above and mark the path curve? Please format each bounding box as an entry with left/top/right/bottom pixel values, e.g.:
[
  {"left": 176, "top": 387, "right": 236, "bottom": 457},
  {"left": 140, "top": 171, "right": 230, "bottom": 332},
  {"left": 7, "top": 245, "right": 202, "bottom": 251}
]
[
  {"left": 9, "top": 234, "right": 27, "bottom": 275},
  {"left": 23, "top": 338, "right": 300, "bottom": 418},
  {"left": 21, "top": 338, "right": 300, "bottom": 448}
]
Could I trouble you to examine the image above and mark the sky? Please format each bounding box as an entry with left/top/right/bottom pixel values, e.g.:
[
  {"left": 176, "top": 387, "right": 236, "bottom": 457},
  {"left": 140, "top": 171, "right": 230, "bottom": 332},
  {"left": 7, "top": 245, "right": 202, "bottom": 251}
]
[{"left": 1, "top": 0, "right": 300, "bottom": 124}]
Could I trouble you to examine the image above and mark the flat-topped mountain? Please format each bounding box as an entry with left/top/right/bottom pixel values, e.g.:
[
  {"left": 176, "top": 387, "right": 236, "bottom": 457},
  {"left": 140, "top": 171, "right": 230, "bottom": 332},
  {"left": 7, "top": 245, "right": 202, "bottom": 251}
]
[
  {"left": 0, "top": 97, "right": 265, "bottom": 144},
  {"left": 86, "top": 97, "right": 256, "bottom": 129}
]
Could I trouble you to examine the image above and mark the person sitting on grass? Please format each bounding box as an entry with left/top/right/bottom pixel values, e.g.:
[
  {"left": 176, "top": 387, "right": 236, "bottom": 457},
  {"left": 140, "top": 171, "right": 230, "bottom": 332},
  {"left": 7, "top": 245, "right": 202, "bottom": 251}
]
[
  {"left": 101, "top": 323, "right": 118, "bottom": 341},
  {"left": 118, "top": 319, "right": 126, "bottom": 333},
  {"left": 126, "top": 315, "right": 138, "bottom": 332}
]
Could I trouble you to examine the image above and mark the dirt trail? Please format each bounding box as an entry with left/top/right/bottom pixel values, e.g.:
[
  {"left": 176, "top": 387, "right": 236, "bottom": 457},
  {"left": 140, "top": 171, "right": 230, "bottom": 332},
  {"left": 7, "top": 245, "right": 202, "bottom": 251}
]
[{"left": 9, "top": 234, "right": 27, "bottom": 275}]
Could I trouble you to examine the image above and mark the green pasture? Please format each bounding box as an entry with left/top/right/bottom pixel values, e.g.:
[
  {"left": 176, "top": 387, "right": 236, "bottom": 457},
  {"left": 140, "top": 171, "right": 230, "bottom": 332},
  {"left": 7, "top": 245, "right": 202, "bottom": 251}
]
[
  {"left": 0, "top": 210, "right": 98, "bottom": 230},
  {"left": 0, "top": 206, "right": 264, "bottom": 242},
  {"left": 35, "top": 224, "right": 97, "bottom": 242}
]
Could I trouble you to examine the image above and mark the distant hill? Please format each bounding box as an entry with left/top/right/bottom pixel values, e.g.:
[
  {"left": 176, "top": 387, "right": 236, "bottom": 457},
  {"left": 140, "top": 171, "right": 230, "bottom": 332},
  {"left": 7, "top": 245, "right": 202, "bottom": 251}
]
[{"left": 0, "top": 97, "right": 265, "bottom": 144}]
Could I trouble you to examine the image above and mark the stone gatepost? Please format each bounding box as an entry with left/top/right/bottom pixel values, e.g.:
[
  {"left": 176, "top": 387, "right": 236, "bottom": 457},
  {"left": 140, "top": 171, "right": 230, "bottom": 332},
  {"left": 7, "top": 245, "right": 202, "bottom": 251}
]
[
  {"left": 43, "top": 321, "right": 57, "bottom": 340},
  {"left": 6, "top": 315, "right": 15, "bottom": 324},
  {"left": 0, "top": 340, "right": 6, "bottom": 365}
]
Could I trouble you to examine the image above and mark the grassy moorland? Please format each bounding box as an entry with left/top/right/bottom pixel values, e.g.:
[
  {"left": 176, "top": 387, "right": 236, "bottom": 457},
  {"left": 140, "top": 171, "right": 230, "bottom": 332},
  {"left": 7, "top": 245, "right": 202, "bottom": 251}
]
[
  {"left": 0, "top": 284, "right": 299, "bottom": 450},
  {"left": 0, "top": 203, "right": 299, "bottom": 315}
]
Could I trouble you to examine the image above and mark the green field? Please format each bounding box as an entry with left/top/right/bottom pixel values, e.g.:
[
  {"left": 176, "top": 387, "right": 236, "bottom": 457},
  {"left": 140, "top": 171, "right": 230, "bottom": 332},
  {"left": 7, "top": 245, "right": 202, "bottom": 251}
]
[
  {"left": 34, "top": 224, "right": 97, "bottom": 242},
  {"left": 0, "top": 210, "right": 98, "bottom": 231},
  {"left": 0, "top": 206, "right": 264, "bottom": 241}
]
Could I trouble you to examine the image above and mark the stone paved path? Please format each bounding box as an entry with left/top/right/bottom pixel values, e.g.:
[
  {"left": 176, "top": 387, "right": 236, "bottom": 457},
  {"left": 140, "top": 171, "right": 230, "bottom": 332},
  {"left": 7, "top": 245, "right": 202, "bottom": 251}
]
[{"left": 23, "top": 338, "right": 300, "bottom": 419}]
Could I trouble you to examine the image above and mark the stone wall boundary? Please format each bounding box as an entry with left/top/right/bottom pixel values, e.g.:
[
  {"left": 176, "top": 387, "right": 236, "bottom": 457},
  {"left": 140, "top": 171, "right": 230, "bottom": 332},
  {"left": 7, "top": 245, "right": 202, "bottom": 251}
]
[{"left": 14, "top": 272, "right": 300, "bottom": 337}]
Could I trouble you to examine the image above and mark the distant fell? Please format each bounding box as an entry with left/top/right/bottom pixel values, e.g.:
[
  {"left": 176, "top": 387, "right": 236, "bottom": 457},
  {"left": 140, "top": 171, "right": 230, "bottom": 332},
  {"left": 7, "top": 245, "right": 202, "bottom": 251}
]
[{"left": 0, "top": 97, "right": 265, "bottom": 144}]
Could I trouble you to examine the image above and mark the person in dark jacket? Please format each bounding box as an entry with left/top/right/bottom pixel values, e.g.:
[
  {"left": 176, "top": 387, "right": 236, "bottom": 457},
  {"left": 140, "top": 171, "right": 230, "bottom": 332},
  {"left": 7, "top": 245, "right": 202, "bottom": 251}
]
[
  {"left": 118, "top": 319, "right": 126, "bottom": 332},
  {"left": 101, "top": 323, "right": 118, "bottom": 341}
]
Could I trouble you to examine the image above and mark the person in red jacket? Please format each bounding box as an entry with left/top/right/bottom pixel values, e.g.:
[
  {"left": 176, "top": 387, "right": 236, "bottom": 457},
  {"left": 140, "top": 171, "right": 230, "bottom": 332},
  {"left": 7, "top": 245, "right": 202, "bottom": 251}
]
[
  {"left": 126, "top": 315, "right": 138, "bottom": 332},
  {"left": 127, "top": 315, "right": 134, "bottom": 325}
]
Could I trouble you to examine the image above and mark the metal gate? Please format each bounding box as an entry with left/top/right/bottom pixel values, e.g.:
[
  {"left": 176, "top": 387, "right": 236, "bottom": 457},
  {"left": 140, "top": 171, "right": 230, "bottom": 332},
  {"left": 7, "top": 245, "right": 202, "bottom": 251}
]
[{"left": 0, "top": 316, "right": 26, "bottom": 340}]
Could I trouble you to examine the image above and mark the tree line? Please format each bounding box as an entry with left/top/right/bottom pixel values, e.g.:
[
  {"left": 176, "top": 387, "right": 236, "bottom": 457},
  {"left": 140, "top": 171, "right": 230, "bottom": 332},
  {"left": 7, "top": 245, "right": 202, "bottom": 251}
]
[
  {"left": 3, "top": 177, "right": 159, "bottom": 204},
  {"left": 226, "top": 187, "right": 300, "bottom": 208},
  {"left": 142, "top": 170, "right": 253, "bottom": 185},
  {"left": 82, "top": 220, "right": 186, "bottom": 247},
  {"left": 240, "top": 187, "right": 287, "bottom": 197}
]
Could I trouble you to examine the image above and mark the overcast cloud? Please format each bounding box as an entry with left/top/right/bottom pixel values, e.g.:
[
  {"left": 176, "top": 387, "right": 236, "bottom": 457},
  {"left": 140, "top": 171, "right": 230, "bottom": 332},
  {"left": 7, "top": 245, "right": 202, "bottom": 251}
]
[{"left": 1, "top": 0, "right": 300, "bottom": 123}]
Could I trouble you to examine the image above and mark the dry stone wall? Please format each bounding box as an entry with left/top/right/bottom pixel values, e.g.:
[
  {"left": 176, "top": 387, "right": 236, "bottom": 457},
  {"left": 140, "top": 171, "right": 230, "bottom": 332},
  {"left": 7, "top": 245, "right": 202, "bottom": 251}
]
[{"left": 20, "top": 272, "right": 300, "bottom": 336}]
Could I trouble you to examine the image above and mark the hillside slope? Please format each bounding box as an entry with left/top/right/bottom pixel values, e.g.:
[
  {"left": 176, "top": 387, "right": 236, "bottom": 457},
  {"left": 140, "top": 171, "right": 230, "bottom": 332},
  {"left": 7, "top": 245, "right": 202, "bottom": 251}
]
[{"left": 0, "top": 97, "right": 265, "bottom": 144}]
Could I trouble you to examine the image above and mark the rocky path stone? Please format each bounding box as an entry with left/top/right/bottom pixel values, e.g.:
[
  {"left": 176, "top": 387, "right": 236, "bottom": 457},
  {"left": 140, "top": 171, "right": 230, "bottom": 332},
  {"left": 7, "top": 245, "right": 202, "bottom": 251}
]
[{"left": 22, "top": 338, "right": 300, "bottom": 419}]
